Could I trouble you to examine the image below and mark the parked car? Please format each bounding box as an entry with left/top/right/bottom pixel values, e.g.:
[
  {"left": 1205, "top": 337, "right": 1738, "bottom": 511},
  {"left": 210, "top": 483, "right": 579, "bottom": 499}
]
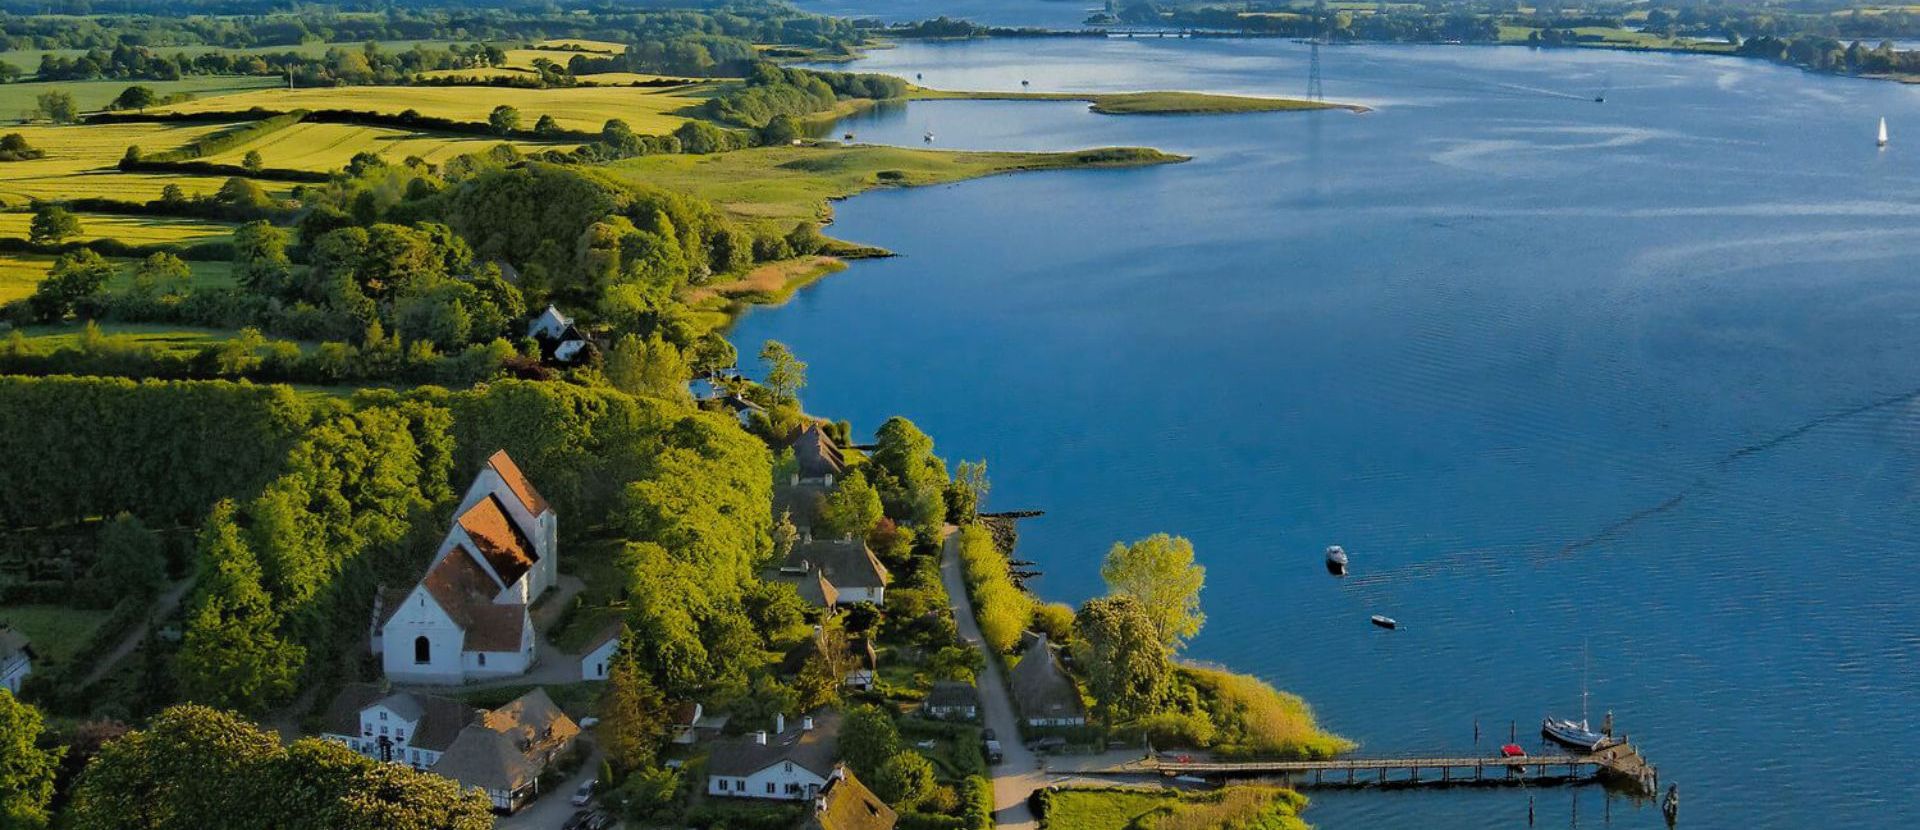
[
  {"left": 561, "top": 810, "right": 595, "bottom": 830},
  {"left": 982, "top": 728, "right": 1003, "bottom": 764},
  {"left": 569, "top": 780, "right": 596, "bottom": 806}
]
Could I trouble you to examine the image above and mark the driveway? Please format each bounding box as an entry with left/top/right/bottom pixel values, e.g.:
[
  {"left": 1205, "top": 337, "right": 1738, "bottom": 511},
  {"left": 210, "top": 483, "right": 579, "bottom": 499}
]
[
  {"left": 940, "top": 528, "right": 1045, "bottom": 829},
  {"left": 496, "top": 746, "right": 605, "bottom": 830}
]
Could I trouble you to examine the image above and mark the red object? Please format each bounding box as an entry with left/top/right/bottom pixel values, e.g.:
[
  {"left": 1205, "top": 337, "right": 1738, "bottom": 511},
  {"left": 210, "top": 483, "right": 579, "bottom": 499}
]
[{"left": 1500, "top": 744, "right": 1527, "bottom": 758}]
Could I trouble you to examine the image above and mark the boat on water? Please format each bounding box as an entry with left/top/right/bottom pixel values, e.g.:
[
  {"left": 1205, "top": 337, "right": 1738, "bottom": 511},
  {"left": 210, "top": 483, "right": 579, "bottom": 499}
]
[
  {"left": 1324, "top": 545, "right": 1348, "bottom": 576},
  {"left": 1543, "top": 642, "right": 1614, "bottom": 751},
  {"left": 1879, "top": 117, "right": 1890, "bottom": 148},
  {"left": 923, "top": 131, "right": 935, "bottom": 143},
  {"left": 1369, "top": 614, "right": 1397, "bottom": 630}
]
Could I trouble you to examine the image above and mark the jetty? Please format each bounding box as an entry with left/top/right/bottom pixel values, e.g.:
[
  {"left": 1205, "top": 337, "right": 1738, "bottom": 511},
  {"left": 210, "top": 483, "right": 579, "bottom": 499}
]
[{"left": 1157, "top": 742, "right": 1659, "bottom": 793}]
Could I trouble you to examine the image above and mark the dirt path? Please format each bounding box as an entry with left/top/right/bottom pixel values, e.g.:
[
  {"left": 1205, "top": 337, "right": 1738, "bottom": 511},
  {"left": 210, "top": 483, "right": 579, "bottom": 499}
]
[
  {"left": 940, "top": 528, "right": 1045, "bottom": 829},
  {"left": 79, "top": 574, "right": 194, "bottom": 689}
]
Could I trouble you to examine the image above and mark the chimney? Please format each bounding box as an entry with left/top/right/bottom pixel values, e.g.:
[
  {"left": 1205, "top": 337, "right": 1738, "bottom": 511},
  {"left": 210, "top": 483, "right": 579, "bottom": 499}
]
[
  {"left": 790, "top": 473, "right": 799, "bottom": 486},
  {"left": 776, "top": 713, "right": 786, "bottom": 734},
  {"left": 824, "top": 473, "right": 834, "bottom": 487},
  {"left": 754, "top": 731, "right": 768, "bottom": 745},
  {"left": 803, "top": 716, "right": 815, "bottom": 732}
]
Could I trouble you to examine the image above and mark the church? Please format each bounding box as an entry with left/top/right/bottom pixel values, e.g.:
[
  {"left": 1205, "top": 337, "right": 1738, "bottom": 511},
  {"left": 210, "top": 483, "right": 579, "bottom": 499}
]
[{"left": 373, "top": 450, "right": 558, "bottom": 684}]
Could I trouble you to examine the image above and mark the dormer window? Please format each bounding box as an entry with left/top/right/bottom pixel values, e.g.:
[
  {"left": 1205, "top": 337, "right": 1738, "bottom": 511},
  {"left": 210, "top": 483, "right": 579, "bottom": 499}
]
[{"left": 378, "top": 711, "right": 388, "bottom": 721}]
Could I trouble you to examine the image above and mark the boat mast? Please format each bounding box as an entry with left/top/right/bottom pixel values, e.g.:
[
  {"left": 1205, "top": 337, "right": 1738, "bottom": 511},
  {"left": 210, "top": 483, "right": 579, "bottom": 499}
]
[{"left": 1581, "top": 640, "right": 1590, "bottom": 729}]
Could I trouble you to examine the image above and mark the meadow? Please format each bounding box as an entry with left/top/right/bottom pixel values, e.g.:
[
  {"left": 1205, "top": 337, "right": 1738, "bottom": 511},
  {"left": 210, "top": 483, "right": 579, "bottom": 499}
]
[
  {"left": 0, "top": 75, "right": 286, "bottom": 121},
  {"left": 0, "top": 254, "right": 234, "bottom": 303},
  {"left": 0, "top": 212, "right": 237, "bottom": 247},
  {"left": 0, "top": 120, "right": 271, "bottom": 204},
  {"left": 156, "top": 82, "right": 725, "bottom": 133},
  {"left": 202, "top": 122, "right": 577, "bottom": 171},
  {"left": 0, "top": 604, "right": 112, "bottom": 668}
]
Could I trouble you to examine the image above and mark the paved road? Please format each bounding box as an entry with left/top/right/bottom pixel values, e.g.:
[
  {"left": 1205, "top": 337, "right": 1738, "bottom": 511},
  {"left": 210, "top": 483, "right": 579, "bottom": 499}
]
[
  {"left": 939, "top": 528, "right": 1044, "bottom": 830},
  {"left": 496, "top": 746, "right": 604, "bottom": 830}
]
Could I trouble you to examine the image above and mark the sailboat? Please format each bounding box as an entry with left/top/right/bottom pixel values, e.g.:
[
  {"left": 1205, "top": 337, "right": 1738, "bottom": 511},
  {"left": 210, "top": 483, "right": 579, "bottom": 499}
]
[
  {"left": 1879, "top": 117, "right": 1890, "bottom": 148},
  {"left": 1542, "top": 643, "right": 1614, "bottom": 752}
]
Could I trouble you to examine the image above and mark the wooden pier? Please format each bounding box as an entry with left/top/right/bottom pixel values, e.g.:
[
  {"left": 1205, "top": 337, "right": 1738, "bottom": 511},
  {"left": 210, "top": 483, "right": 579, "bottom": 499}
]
[{"left": 1157, "top": 742, "right": 1658, "bottom": 794}]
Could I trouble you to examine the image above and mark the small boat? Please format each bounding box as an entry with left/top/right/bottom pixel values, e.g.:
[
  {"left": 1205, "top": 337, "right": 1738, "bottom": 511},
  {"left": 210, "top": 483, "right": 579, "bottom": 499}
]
[
  {"left": 842, "top": 132, "right": 854, "bottom": 140},
  {"left": 923, "top": 131, "right": 935, "bottom": 143},
  {"left": 1021, "top": 79, "right": 1031, "bottom": 87},
  {"left": 1879, "top": 116, "right": 1890, "bottom": 148},
  {"left": 1324, "top": 545, "right": 1348, "bottom": 576},
  {"left": 1541, "top": 717, "right": 1610, "bottom": 751},
  {"left": 1369, "top": 614, "right": 1397, "bottom": 630}
]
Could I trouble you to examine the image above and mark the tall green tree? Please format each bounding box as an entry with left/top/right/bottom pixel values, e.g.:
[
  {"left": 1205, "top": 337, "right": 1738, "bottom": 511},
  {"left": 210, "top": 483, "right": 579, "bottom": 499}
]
[
  {"left": 27, "top": 205, "right": 79, "bottom": 244},
  {"left": 597, "top": 641, "right": 668, "bottom": 774},
  {"left": 758, "top": 339, "right": 806, "bottom": 405},
  {"left": 0, "top": 690, "right": 61, "bottom": 830},
  {"left": 96, "top": 511, "right": 166, "bottom": 600},
  {"left": 175, "top": 502, "right": 303, "bottom": 712},
  {"left": 111, "top": 85, "right": 157, "bottom": 111},
  {"left": 871, "top": 751, "right": 936, "bottom": 811},
  {"left": 1100, "top": 533, "right": 1206, "bottom": 650},
  {"left": 605, "top": 334, "right": 692, "bottom": 404},
  {"left": 837, "top": 705, "right": 901, "bottom": 779},
  {"left": 488, "top": 104, "right": 521, "bottom": 135},
  {"left": 232, "top": 221, "right": 293, "bottom": 297},
  {"left": 818, "top": 468, "right": 882, "bottom": 539},
  {"left": 33, "top": 91, "right": 75, "bottom": 124},
  {"left": 27, "top": 248, "right": 112, "bottom": 321},
  {"left": 1073, "top": 595, "right": 1171, "bottom": 726}
]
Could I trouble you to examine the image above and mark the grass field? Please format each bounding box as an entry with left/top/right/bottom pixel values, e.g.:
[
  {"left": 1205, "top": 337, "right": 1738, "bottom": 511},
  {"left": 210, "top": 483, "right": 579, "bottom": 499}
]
[
  {"left": 9, "top": 321, "right": 273, "bottom": 356},
  {"left": 0, "top": 39, "right": 478, "bottom": 74},
  {"left": 0, "top": 212, "right": 237, "bottom": 246},
  {"left": 607, "top": 143, "right": 1186, "bottom": 228},
  {"left": 0, "top": 604, "right": 113, "bottom": 668},
  {"left": 158, "top": 83, "right": 727, "bottom": 133},
  {"left": 0, "top": 120, "right": 269, "bottom": 204},
  {"left": 911, "top": 88, "right": 1365, "bottom": 114},
  {"left": 0, "top": 76, "right": 286, "bottom": 122},
  {"left": 1043, "top": 787, "right": 1308, "bottom": 830},
  {"left": 0, "top": 253, "right": 234, "bottom": 303},
  {"left": 201, "top": 121, "right": 576, "bottom": 171}
]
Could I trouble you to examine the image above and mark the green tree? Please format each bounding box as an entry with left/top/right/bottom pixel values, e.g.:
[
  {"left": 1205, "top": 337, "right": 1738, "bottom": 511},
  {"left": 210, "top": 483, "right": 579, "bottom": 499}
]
[
  {"left": 872, "top": 417, "right": 945, "bottom": 491},
  {"left": 33, "top": 90, "right": 75, "bottom": 124},
  {"left": 132, "top": 252, "right": 192, "bottom": 297},
  {"left": 27, "top": 204, "right": 79, "bottom": 244},
  {"left": 872, "top": 751, "right": 936, "bottom": 811},
  {"left": 597, "top": 641, "right": 668, "bottom": 774},
  {"left": 111, "top": 85, "right": 157, "bottom": 111},
  {"left": 785, "top": 221, "right": 826, "bottom": 255},
  {"left": 758, "top": 339, "right": 806, "bottom": 405},
  {"left": 0, "top": 690, "right": 61, "bottom": 830},
  {"left": 175, "top": 502, "right": 303, "bottom": 713},
  {"left": 838, "top": 705, "right": 901, "bottom": 779},
  {"left": 534, "top": 114, "right": 562, "bottom": 137},
  {"left": 605, "top": 333, "right": 692, "bottom": 403},
  {"left": 1073, "top": 594, "right": 1171, "bottom": 726},
  {"left": 488, "top": 104, "right": 521, "bottom": 135},
  {"left": 233, "top": 221, "right": 293, "bottom": 297},
  {"left": 27, "top": 248, "right": 113, "bottom": 321},
  {"left": 947, "top": 459, "right": 990, "bottom": 523},
  {"left": 818, "top": 468, "right": 883, "bottom": 539},
  {"left": 96, "top": 511, "right": 166, "bottom": 600},
  {"left": 1100, "top": 533, "right": 1206, "bottom": 649},
  {"left": 242, "top": 150, "right": 264, "bottom": 173}
]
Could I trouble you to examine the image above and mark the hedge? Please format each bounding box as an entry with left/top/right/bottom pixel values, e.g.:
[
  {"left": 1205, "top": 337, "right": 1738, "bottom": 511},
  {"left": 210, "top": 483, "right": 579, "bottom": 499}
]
[
  {"left": 118, "top": 159, "right": 330, "bottom": 183},
  {"left": 136, "top": 111, "right": 308, "bottom": 164}
]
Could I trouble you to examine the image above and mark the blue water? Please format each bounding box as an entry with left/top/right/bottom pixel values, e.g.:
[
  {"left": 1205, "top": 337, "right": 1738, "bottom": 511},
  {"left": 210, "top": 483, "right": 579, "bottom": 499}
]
[{"left": 736, "top": 36, "right": 1920, "bottom": 829}]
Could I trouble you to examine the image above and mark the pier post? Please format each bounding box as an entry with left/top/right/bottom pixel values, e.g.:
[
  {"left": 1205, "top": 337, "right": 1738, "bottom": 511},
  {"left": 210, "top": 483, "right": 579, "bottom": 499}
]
[
  {"left": 1510, "top": 720, "right": 1517, "bottom": 743},
  {"left": 1377, "top": 768, "right": 1385, "bottom": 785},
  {"left": 1315, "top": 769, "right": 1323, "bottom": 786},
  {"left": 1348, "top": 767, "right": 1355, "bottom": 785},
  {"left": 1474, "top": 718, "right": 1480, "bottom": 745}
]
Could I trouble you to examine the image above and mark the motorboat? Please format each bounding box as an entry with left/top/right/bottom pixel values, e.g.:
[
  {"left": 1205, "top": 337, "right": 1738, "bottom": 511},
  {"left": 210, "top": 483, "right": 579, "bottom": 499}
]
[
  {"left": 1325, "top": 545, "right": 1348, "bottom": 576},
  {"left": 1369, "top": 614, "right": 1397, "bottom": 630}
]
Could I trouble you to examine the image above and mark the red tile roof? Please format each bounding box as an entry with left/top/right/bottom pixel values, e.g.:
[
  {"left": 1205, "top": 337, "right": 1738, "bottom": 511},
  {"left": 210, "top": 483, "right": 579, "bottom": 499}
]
[
  {"left": 456, "top": 494, "right": 537, "bottom": 589},
  {"left": 486, "top": 450, "right": 550, "bottom": 516},
  {"left": 422, "top": 552, "right": 527, "bottom": 653}
]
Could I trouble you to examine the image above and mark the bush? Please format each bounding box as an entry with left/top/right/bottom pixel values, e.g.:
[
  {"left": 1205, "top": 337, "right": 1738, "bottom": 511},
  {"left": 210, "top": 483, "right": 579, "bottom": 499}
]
[
  {"left": 1180, "top": 666, "right": 1352, "bottom": 759},
  {"left": 957, "top": 524, "right": 1032, "bottom": 654}
]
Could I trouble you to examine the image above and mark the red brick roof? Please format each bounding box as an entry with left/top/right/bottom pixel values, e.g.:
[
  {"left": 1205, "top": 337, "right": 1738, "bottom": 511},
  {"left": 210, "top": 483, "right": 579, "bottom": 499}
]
[
  {"left": 486, "top": 450, "right": 550, "bottom": 515},
  {"left": 457, "top": 494, "right": 537, "bottom": 589}
]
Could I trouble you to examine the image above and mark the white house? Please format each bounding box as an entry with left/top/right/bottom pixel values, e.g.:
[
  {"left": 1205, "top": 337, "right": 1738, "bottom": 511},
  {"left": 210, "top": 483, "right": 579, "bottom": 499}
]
[
  {"left": 0, "top": 627, "right": 31, "bottom": 695},
  {"left": 528, "top": 305, "right": 590, "bottom": 364},
  {"left": 321, "top": 685, "right": 580, "bottom": 814},
  {"left": 375, "top": 450, "right": 557, "bottom": 685},
  {"left": 706, "top": 710, "right": 841, "bottom": 801},
  {"left": 579, "top": 625, "right": 621, "bottom": 681}
]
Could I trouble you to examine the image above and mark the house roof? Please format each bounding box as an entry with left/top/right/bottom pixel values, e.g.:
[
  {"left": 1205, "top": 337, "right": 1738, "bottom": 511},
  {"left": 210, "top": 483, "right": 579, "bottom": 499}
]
[
  {"left": 783, "top": 538, "right": 889, "bottom": 592},
  {"left": 0, "top": 626, "right": 29, "bottom": 661},
  {"left": 582, "top": 623, "right": 622, "bottom": 656},
  {"left": 421, "top": 552, "right": 528, "bottom": 653},
  {"left": 320, "top": 684, "right": 482, "bottom": 753},
  {"left": 804, "top": 765, "right": 897, "bottom": 830},
  {"left": 792, "top": 424, "right": 846, "bottom": 480},
  {"left": 431, "top": 688, "right": 579, "bottom": 792},
  {"left": 1009, "top": 634, "right": 1083, "bottom": 722},
  {"left": 374, "top": 586, "right": 413, "bottom": 630},
  {"left": 457, "top": 494, "right": 539, "bottom": 589},
  {"left": 773, "top": 482, "right": 831, "bottom": 532},
  {"left": 528, "top": 305, "right": 572, "bottom": 340},
  {"left": 706, "top": 709, "right": 841, "bottom": 779},
  {"left": 790, "top": 569, "right": 840, "bottom": 608},
  {"left": 926, "top": 681, "right": 977, "bottom": 710},
  {"left": 485, "top": 449, "right": 550, "bottom": 516}
]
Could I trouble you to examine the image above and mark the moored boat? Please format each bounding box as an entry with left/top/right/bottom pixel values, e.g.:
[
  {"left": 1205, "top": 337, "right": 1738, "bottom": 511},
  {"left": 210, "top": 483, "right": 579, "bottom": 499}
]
[
  {"left": 1879, "top": 117, "right": 1890, "bottom": 148},
  {"left": 1369, "top": 614, "right": 1397, "bottom": 630},
  {"left": 1325, "top": 545, "right": 1348, "bottom": 576},
  {"left": 1541, "top": 717, "right": 1610, "bottom": 751}
]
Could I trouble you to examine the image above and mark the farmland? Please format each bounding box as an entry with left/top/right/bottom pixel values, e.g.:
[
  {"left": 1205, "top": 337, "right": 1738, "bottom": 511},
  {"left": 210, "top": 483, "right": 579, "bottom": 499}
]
[
  {"left": 155, "top": 81, "right": 726, "bottom": 133},
  {"left": 0, "top": 212, "right": 237, "bottom": 247},
  {"left": 201, "top": 122, "right": 576, "bottom": 171},
  {"left": 0, "top": 254, "right": 234, "bottom": 303},
  {"left": 0, "top": 75, "right": 286, "bottom": 121},
  {"left": 0, "top": 120, "right": 268, "bottom": 204}
]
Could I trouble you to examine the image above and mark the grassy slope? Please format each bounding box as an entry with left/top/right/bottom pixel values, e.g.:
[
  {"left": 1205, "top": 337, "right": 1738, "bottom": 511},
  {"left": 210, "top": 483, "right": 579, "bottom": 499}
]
[
  {"left": 605, "top": 143, "right": 1186, "bottom": 229},
  {"left": 156, "top": 82, "right": 727, "bottom": 134},
  {"left": 0, "top": 253, "right": 233, "bottom": 303},
  {"left": 910, "top": 88, "right": 1368, "bottom": 114},
  {"left": 0, "top": 212, "right": 236, "bottom": 246},
  {"left": 201, "top": 121, "right": 577, "bottom": 172},
  {"left": 1047, "top": 787, "right": 1308, "bottom": 830},
  {"left": 0, "top": 120, "right": 285, "bottom": 204},
  {"left": 0, "top": 75, "right": 287, "bottom": 121}
]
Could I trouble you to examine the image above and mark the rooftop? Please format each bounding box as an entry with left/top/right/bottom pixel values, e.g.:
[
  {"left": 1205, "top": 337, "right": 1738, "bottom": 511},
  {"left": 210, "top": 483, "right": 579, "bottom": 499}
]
[{"left": 706, "top": 709, "right": 841, "bottom": 779}]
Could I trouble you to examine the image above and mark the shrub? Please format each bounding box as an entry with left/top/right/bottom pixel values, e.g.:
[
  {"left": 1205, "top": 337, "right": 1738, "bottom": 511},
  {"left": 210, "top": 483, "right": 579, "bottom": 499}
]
[{"left": 957, "top": 524, "right": 1032, "bottom": 654}]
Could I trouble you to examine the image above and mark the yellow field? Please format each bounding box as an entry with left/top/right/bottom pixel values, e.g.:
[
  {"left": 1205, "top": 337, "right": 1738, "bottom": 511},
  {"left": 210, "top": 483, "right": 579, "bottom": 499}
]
[
  {"left": 157, "top": 84, "right": 723, "bottom": 133},
  {"left": 201, "top": 122, "right": 576, "bottom": 171},
  {"left": 0, "top": 121, "right": 282, "bottom": 204},
  {"left": 0, "top": 212, "right": 237, "bottom": 246},
  {"left": 0, "top": 253, "right": 234, "bottom": 302},
  {"left": 416, "top": 66, "right": 688, "bottom": 86}
]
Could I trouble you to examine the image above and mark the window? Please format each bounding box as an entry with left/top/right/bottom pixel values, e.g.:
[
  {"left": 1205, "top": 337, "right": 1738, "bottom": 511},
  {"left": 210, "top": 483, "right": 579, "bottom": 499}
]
[
  {"left": 380, "top": 725, "right": 389, "bottom": 736},
  {"left": 414, "top": 636, "right": 431, "bottom": 664},
  {"left": 410, "top": 749, "right": 419, "bottom": 763},
  {"left": 596, "top": 663, "right": 605, "bottom": 678},
  {"left": 395, "top": 729, "right": 405, "bottom": 741},
  {"left": 378, "top": 711, "right": 388, "bottom": 721},
  {"left": 717, "top": 779, "right": 728, "bottom": 791},
  {"left": 737, "top": 779, "right": 747, "bottom": 791},
  {"left": 362, "top": 725, "right": 372, "bottom": 737},
  {"left": 766, "top": 782, "right": 775, "bottom": 794},
  {"left": 477, "top": 653, "right": 487, "bottom": 667},
  {"left": 785, "top": 783, "right": 801, "bottom": 794}
]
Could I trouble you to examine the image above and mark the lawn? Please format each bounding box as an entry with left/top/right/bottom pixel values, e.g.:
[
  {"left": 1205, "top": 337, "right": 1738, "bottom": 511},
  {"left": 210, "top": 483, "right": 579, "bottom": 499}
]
[
  {"left": 0, "top": 120, "right": 271, "bottom": 204},
  {"left": 201, "top": 121, "right": 577, "bottom": 172},
  {"left": 0, "top": 604, "right": 113, "bottom": 669},
  {"left": 0, "top": 76, "right": 286, "bottom": 121},
  {"left": 156, "top": 82, "right": 729, "bottom": 134},
  {"left": 0, "top": 253, "right": 232, "bottom": 303},
  {"left": 1043, "top": 786, "right": 1309, "bottom": 830},
  {"left": 605, "top": 143, "right": 1185, "bottom": 230},
  {"left": 0, "top": 212, "right": 237, "bottom": 246},
  {"left": 1045, "top": 788, "right": 1177, "bottom": 830}
]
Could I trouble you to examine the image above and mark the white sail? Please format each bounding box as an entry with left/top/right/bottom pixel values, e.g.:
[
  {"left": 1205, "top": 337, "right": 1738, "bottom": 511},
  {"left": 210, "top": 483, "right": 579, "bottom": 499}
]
[{"left": 1880, "top": 117, "right": 1890, "bottom": 147}]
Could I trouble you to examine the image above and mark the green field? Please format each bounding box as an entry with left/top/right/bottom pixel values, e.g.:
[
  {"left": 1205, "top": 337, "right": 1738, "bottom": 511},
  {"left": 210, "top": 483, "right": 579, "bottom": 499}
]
[
  {"left": 606, "top": 143, "right": 1186, "bottom": 229},
  {"left": 0, "top": 39, "right": 480, "bottom": 74},
  {"left": 0, "top": 76, "right": 286, "bottom": 122},
  {"left": 158, "top": 82, "right": 727, "bottom": 134},
  {"left": 0, "top": 120, "right": 288, "bottom": 204},
  {"left": 1043, "top": 786, "right": 1309, "bottom": 830},
  {"left": 0, "top": 253, "right": 234, "bottom": 303},
  {"left": 0, "top": 604, "right": 113, "bottom": 668},
  {"left": 0, "top": 212, "right": 237, "bottom": 246},
  {"left": 910, "top": 88, "right": 1366, "bottom": 114},
  {"left": 10, "top": 321, "right": 273, "bottom": 356},
  {"left": 203, "top": 121, "right": 576, "bottom": 172}
]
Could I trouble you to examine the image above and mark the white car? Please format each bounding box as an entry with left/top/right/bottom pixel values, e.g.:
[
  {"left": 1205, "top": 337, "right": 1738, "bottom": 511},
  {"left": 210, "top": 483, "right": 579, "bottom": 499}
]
[{"left": 569, "top": 780, "right": 596, "bottom": 807}]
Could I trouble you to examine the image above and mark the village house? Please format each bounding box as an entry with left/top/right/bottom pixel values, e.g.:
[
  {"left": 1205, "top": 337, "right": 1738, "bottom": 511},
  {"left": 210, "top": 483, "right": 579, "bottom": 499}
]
[
  {"left": 670, "top": 701, "right": 730, "bottom": 745},
  {"left": 705, "top": 710, "right": 841, "bottom": 801},
  {"left": 790, "top": 423, "right": 845, "bottom": 486},
  {"left": 0, "top": 626, "right": 31, "bottom": 695},
  {"left": 774, "top": 537, "right": 890, "bottom": 609},
  {"left": 527, "top": 305, "right": 592, "bottom": 365},
  {"left": 1009, "top": 634, "right": 1086, "bottom": 728},
  {"left": 321, "top": 684, "right": 580, "bottom": 814},
  {"left": 922, "top": 681, "right": 979, "bottom": 722},
  {"left": 373, "top": 450, "right": 557, "bottom": 685},
  {"left": 578, "top": 625, "right": 621, "bottom": 681},
  {"left": 801, "top": 764, "right": 897, "bottom": 830}
]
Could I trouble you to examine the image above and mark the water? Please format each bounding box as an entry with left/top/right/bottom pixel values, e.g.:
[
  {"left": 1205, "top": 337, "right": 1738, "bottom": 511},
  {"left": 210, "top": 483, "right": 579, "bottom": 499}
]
[{"left": 735, "top": 36, "right": 1920, "bottom": 829}]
